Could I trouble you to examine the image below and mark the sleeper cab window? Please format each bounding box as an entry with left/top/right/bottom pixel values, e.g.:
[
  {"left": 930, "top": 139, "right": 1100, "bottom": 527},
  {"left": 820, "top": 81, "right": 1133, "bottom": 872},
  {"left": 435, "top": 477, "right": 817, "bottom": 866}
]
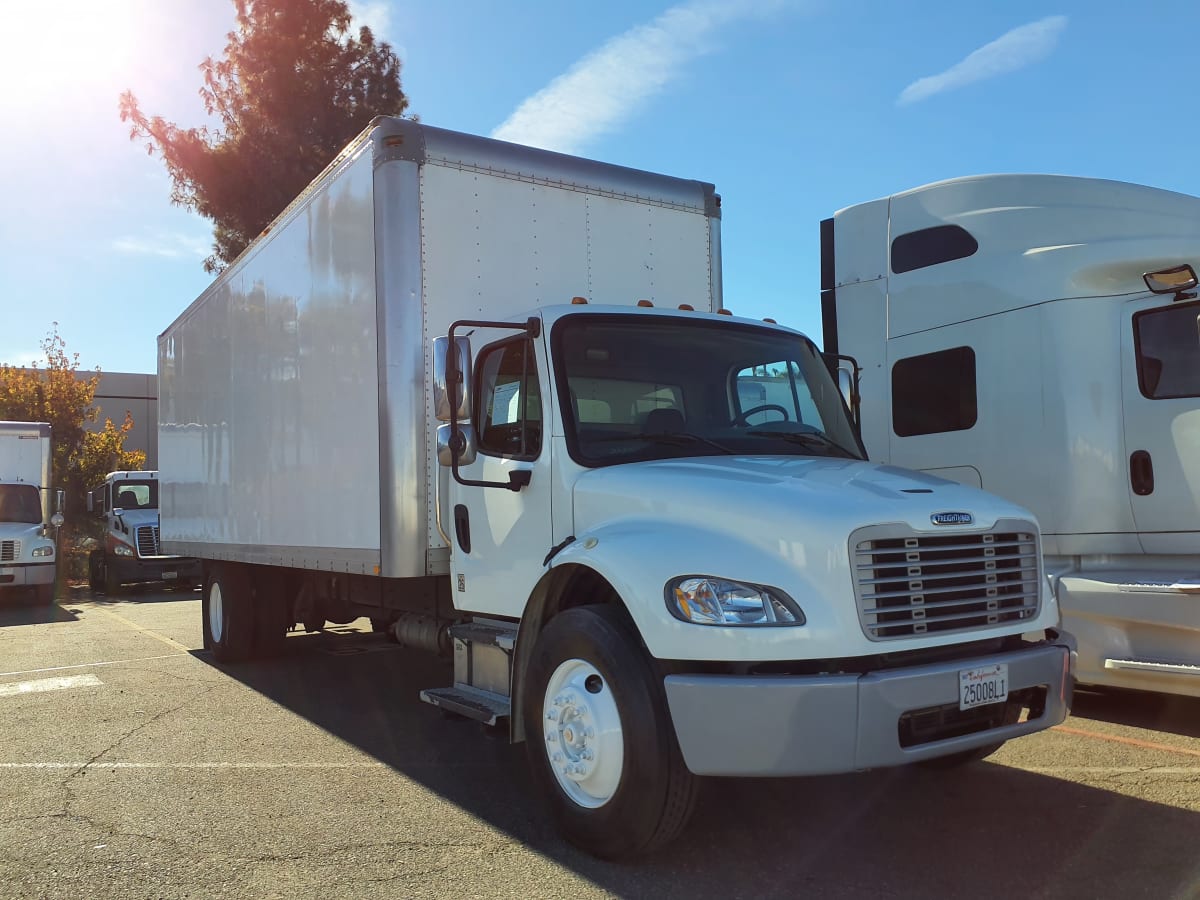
[
  {"left": 892, "top": 347, "right": 977, "bottom": 437},
  {"left": 475, "top": 336, "right": 542, "bottom": 459},
  {"left": 1133, "top": 301, "right": 1200, "bottom": 399},
  {"left": 891, "top": 225, "right": 978, "bottom": 274}
]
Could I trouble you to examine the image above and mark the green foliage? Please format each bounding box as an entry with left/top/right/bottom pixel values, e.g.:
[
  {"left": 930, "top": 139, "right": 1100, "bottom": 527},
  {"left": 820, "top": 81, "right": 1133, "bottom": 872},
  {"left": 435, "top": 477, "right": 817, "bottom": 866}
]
[
  {"left": 0, "top": 325, "right": 145, "bottom": 517},
  {"left": 120, "top": 0, "right": 409, "bottom": 273}
]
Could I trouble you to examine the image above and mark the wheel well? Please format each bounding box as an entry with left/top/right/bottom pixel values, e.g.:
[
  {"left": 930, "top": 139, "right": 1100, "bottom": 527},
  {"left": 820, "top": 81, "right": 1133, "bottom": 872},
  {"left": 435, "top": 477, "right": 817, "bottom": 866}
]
[{"left": 510, "top": 563, "right": 634, "bottom": 743}]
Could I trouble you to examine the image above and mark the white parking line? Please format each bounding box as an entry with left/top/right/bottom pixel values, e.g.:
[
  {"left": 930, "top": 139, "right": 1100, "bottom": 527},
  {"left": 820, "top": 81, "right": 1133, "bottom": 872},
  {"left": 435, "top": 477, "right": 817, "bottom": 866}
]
[
  {"left": 0, "top": 674, "right": 103, "bottom": 698},
  {"left": 0, "top": 654, "right": 186, "bottom": 679},
  {"left": 0, "top": 762, "right": 389, "bottom": 769}
]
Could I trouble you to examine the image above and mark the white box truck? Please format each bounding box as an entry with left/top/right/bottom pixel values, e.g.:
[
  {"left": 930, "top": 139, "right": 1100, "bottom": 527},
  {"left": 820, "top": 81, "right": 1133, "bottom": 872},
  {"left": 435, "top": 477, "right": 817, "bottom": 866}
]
[
  {"left": 85, "top": 470, "right": 201, "bottom": 593},
  {"left": 0, "top": 421, "right": 63, "bottom": 604},
  {"left": 159, "top": 120, "right": 1072, "bottom": 858},
  {"left": 823, "top": 173, "right": 1200, "bottom": 700}
]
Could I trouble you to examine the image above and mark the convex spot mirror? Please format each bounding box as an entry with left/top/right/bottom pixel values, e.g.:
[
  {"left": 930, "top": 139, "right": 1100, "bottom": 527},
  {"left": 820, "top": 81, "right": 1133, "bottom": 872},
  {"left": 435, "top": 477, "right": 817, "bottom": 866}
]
[{"left": 437, "top": 423, "right": 477, "bottom": 467}]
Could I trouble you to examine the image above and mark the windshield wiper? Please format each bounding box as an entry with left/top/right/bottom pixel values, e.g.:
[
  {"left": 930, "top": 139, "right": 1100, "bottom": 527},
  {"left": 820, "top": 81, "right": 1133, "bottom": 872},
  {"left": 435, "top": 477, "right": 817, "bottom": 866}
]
[
  {"left": 589, "top": 431, "right": 736, "bottom": 454},
  {"left": 745, "top": 428, "right": 859, "bottom": 459}
]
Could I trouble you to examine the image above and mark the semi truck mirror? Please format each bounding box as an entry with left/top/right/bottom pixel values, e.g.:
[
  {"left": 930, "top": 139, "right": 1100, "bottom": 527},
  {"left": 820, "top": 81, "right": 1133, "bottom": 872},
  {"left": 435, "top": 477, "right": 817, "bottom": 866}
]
[
  {"left": 1143, "top": 264, "right": 1198, "bottom": 296},
  {"left": 433, "top": 336, "right": 473, "bottom": 422},
  {"left": 436, "top": 423, "right": 478, "bottom": 467}
]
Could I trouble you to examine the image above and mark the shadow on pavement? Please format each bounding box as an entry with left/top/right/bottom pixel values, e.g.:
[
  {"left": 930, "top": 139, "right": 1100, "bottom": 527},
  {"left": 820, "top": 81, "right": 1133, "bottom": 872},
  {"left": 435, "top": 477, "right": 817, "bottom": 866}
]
[
  {"left": 0, "top": 598, "right": 80, "bottom": 627},
  {"left": 1072, "top": 686, "right": 1200, "bottom": 740},
  {"left": 200, "top": 631, "right": 1200, "bottom": 900}
]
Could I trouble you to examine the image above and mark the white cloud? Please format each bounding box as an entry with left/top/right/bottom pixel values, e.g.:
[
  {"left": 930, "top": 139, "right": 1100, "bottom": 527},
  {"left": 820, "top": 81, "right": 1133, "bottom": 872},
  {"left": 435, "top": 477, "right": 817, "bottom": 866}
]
[
  {"left": 348, "top": 1, "right": 392, "bottom": 40},
  {"left": 492, "top": 0, "right": 786, "bottom": 154},
  {"left": 898, "top": 15, "right": 1068, "bottom": 106},
  {"left": 112, "top": 233, "right": 210, "bottom": 260}
]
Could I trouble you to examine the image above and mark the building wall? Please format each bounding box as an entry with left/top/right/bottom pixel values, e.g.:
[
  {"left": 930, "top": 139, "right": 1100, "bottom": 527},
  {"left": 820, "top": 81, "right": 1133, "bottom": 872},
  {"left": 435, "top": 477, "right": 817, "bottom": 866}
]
[{"left": 91, "top": 372, "right": 157, "bottom": 470}]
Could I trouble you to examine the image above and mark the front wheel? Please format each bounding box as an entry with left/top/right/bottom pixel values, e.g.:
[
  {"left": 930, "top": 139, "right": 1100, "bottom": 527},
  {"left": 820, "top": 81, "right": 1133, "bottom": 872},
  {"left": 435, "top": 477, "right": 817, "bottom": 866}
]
[{"left": 522, "top": 605, "right": 697, "bottom": 859}]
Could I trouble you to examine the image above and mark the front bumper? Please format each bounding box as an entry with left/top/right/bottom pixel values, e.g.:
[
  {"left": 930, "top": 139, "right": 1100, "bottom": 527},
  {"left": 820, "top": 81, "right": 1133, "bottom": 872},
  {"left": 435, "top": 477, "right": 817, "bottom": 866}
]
[
  {"left": 110, "top": 556, "right": 202, "bottom": 586},
  {"left": 663, "top": 639, "right": 1072, "bottom": 776},
  {"left": 0, "top": 561, "right": 56, "bottom": 590}
]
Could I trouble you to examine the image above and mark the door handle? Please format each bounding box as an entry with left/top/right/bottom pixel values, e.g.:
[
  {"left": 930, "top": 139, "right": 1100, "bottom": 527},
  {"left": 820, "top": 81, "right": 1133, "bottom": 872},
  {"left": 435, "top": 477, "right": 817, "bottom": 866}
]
[
  {"left": 1130, "top": 450, "right": 1154, "bottom": 496},
  {"left": 453, "top": 504, "right": 471, "bottom": 554}
]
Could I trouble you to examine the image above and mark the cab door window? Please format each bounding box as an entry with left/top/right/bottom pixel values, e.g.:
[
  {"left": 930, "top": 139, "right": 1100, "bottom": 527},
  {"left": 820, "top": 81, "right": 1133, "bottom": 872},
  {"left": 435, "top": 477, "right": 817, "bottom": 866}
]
[
  {"left": 1134, "top": 301, "right": 1200, "bottom": 398},
  {"left": 475, "top": 337, "right": 542, "bottom": 459}
]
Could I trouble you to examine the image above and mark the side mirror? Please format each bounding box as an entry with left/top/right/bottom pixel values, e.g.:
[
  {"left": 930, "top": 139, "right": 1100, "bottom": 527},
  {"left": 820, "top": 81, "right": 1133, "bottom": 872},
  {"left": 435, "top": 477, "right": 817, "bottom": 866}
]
[
  {"left": 437, "top": 423, "right": 478, "bottom": 467},
  {"left": 1144, "top": 264, "right": 1198, "bottom": 296},
  {"left": 433, "top": 336, "right": 472, "bottom": 422},
  {"left": 838, "top": 368, "right": 860, "bottom": 422},
  {"left": 51, "top": 489, "right": 65, "bottom": 528}
]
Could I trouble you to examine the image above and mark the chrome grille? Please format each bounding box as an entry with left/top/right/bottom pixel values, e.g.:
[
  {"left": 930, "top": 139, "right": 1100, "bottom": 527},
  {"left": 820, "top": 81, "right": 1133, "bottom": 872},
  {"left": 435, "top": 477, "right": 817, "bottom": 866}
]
[
  {"left": 136, "top": 525, "right": 160, "bottom": 557},
  {"left": 0, "top": 540, "right": 18, "bottom": 562},
  {"left": 851, "top": 519, "right": 1040, "bottom": 641}
]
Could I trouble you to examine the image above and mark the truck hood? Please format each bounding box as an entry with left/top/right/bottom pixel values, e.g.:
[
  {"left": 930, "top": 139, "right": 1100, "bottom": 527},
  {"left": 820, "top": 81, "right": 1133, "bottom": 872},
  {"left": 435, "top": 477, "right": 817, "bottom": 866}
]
[
  {"left": 565, "top": 455, "right": 1048, "bottom": 662},
  {"left": 571, "top": 455, "right": 1033, "bottom": 539},
  {"left": 116, "top": 509, "right": 160, "bottom": 529},
  {"left": 0, "top": 522, "right": 48, "bottom": 542}
]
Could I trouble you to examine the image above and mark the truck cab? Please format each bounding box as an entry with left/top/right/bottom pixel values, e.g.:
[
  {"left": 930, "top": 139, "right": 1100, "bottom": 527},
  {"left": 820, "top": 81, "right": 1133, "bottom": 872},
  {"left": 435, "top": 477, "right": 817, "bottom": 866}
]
[
  {"left": 0, "top": 422, "right": 62, "bottom": 605},
  {"left": 87, "top": 470, "right": 200, "bottom": 594},
  {"left": 823, "top": 173, "right": 1200, "bottom": 699}
]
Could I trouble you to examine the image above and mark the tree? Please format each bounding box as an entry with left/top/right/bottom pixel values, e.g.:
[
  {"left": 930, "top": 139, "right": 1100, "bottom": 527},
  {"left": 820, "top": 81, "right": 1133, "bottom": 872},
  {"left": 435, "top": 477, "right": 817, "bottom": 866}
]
[
  {"left": 120, "top": 0, "right": 409, "bottom": 272},
  {"left": 0, "top": 325, "right": 145, "bottom": 517}
]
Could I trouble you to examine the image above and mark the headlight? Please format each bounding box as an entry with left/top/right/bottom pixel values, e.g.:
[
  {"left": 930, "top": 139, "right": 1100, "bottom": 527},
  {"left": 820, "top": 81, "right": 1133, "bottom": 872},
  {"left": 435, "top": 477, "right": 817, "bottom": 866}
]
[
  {"left": 32, "top": 545, "right": 54, "bottom": 558},
  {"left": 666, "top": 576, "right": 804, "bottom": 626},
  {"left": 113, "top": 543, "right": 135, "bottom": 557}
]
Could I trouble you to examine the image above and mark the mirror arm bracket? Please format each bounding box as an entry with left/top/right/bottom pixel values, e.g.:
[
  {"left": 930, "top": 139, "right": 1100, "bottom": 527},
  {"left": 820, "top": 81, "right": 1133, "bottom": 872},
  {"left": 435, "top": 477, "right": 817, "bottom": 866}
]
[{"left": 447, "top": 316, "right": 541, "bottom": 492}]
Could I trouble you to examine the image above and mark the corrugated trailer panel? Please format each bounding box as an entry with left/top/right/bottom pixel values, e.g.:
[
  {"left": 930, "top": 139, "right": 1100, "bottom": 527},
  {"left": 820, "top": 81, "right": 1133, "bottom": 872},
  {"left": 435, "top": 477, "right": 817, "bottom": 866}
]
[{"left": 159, "top": 143, "right": 383, "bottom": 573}]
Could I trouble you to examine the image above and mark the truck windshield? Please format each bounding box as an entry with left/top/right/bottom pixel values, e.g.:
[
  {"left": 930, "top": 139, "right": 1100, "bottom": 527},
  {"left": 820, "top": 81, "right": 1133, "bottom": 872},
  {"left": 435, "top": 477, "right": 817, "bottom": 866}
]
[
  {"left": 552, "top": 314, "right": 864, "bottom": 466},
  {"left": 114, "top": 481, "right": 158, "bottom": 510},
  {"left": 0, "top": 484, "right": 42, "bottom": 524}
]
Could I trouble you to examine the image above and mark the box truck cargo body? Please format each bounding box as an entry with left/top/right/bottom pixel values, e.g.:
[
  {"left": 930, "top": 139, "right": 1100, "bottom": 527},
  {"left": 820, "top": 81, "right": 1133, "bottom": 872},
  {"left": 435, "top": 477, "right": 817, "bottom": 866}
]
[
  {"left": 823, "top": 173, "right": 1200, "bottom": 699},
  {"left": 160, "top": 120, "right": 1072, "bottom": 858},
  {"left": 0, "top": 422, "right": 62, "bottom": 604}
]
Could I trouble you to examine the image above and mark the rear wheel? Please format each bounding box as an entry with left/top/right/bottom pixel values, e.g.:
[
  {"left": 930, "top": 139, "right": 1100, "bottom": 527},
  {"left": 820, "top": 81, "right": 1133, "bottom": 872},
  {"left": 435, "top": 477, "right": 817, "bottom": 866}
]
[
  {"left": 522, "top": 604, "right": 697, "bottom": 859},
  {"left": 202, "top": 565, "right": 256, "bottom": 662}
]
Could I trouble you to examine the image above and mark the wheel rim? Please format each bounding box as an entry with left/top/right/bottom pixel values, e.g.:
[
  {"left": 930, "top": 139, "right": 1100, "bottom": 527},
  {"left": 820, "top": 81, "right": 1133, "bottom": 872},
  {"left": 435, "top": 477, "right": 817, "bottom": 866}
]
[
  {"left": 208, "top": 581, "right": 224, "bottom": 644},
  {"left": 542, "top": 658, "right": 623, "bottom": 809}
]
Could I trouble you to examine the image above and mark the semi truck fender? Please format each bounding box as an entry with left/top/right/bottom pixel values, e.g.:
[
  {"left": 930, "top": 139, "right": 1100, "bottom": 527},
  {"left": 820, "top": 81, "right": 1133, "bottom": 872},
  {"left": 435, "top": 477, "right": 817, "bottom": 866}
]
[{"left": 510, "top": 520, "right": 825, "bottom": 741}]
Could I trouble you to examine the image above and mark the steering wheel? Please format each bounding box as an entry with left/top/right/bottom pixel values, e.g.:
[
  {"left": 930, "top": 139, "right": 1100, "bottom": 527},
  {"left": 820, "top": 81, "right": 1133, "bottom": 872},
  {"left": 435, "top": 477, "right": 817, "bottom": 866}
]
[{"left": 733, "top": 403, "right": 790, "bottom": 425}]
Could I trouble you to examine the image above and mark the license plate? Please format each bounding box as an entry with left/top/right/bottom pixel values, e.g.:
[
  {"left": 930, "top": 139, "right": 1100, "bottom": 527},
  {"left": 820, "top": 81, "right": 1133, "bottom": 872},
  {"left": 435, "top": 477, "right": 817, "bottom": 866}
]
[
  {"left": 959, "top": 663, "right": 1008, "bottom": 710},
  {"left": 163, "top": 571, "right": 178, "bottom": 581}
]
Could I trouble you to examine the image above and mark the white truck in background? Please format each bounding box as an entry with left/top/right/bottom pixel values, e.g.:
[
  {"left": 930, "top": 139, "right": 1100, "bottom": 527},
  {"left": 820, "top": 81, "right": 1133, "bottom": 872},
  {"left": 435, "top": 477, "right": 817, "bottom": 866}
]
[
  {"left": 86, "top": 470, "right": 201, "bottom": 594},
  {"left": 823, "top": 173, "right": 1200, "bottom": 699},
  {"left": 159, "top": 119, "right": 1072, "bottom": 858},
  {"left": 0, "top": 421, "right": 64, "bottom": 604}
]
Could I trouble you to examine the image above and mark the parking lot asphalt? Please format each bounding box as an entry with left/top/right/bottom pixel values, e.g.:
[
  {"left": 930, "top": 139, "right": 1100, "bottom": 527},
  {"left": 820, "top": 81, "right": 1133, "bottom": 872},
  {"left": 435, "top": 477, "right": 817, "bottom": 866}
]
[{"left": 0, "top": 588, "right": 1197, "bottom": 899}]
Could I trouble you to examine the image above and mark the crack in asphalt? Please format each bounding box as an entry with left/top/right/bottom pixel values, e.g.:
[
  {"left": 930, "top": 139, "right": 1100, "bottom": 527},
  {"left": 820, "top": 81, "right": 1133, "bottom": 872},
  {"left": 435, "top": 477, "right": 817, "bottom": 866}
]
[{"left": 56, "top": 683, "right": 222, "bottom": 821}]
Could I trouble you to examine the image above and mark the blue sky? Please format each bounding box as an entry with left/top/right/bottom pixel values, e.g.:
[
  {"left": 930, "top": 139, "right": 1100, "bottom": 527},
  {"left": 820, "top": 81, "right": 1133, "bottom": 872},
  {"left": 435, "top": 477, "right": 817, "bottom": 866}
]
[{"left": 1, "top": 0, "right": 1195, "bottom": 375}]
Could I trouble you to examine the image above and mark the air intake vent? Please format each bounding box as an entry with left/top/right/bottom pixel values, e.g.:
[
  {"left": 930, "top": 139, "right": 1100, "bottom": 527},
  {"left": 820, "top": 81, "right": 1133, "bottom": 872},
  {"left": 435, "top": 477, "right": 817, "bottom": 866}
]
[
  {"left": 851, "top": 519, "right": 1040, "bottom": 641},
  {"left": 136, "top": 526, "right": 160, "bottom": 558},
  {"left": 0, "top": 540, "right": 18, "bottom": 562}
]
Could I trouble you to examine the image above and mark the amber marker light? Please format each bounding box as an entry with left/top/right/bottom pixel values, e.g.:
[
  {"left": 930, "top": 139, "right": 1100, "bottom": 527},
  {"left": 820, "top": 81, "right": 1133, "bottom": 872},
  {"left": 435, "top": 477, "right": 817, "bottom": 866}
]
[
  {"left": 571, "top": 296, "right": 588, "bottom": 304},
  {"left": 637, "top": 299, "right": 654, "bottom": 307},
  {"left": 678, "top": 304, "right": 694, "bottom": 311},
  {"left": 717, "top": 308, "right": 732, "bottom": 316},
  {"left": 763, "top": 317, "right": 777, "bottom": 324}
]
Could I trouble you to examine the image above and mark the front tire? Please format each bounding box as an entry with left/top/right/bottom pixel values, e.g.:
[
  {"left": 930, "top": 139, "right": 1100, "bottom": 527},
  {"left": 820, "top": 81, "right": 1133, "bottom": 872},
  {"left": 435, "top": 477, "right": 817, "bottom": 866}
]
[
  {"left": 202, "top": 564, "right": 256, "bottom": 662},
  {"left": 34, "top": 583, "right": 54, "bottom": 605},
  {"left": 522, "top": 605, "right": 697, "bottom": 859}
]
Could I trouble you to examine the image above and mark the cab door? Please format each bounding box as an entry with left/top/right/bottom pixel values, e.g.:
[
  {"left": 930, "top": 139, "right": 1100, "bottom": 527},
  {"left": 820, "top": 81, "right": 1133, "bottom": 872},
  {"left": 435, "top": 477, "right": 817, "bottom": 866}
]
[
  {"left": 1121, "top": 296, "right": 1200, "bottom": 552},
  {"left": 446, "top": 329, "right": 554, "bottom": 617}
]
